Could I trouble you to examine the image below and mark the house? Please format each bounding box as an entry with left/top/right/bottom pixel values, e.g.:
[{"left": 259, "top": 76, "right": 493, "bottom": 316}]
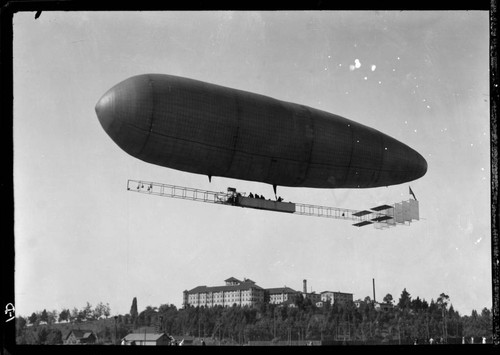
[
  {"left": 168, "top": 335, "right": 196, "bottom": 345},
  {"left": 265, "top": 287, "right": 298, "bottom": 305},
  {"left": 64, "top": 330, "right": 97, "bottom": 344},
  {"left": 121, "top": 332, "right": 170, "bottom": 346},
  {"left": 321, "top": 291, "right": 353, "bottom": 305},
  {"left": 374, "top": 302, "right": 394, "bottom": 312}
]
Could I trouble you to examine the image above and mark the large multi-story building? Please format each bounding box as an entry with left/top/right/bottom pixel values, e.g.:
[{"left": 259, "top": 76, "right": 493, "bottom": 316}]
[
  {"left": 320, "top": 291, "right": 354, "bottom": 305},
  {"left": 266, "top": 287, "right": 298, "bottom": 305},
  {"left": 183, "top": 277, "right": 265, "bottom": 308},
  {"left": 183, "top": 277, "right": 353, "bottom": 309}
]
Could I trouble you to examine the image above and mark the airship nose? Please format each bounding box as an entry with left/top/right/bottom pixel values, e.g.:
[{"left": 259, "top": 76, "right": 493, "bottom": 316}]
[
  {"left": 415, "top": 151, "right": 428, "bottom": 179},
  {"left": 95, "top": 88, "right": 116, "bottom": 133},
  {"left": 95, "top": 75, "right": 154, "bottom": 157}
]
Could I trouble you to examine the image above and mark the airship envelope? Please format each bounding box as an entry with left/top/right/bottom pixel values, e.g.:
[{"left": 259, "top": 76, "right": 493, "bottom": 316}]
[{"left": 95, "top": 74, "right": 427, "bottom": 189}]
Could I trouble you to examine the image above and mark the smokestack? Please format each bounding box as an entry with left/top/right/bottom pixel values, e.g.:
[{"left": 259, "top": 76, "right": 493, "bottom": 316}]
[
  {"left": 372, "top": 278, "right": 376, "bottom": 302},
  {"left": 303, "top": 279, "right": 307, "bottom": 294}
]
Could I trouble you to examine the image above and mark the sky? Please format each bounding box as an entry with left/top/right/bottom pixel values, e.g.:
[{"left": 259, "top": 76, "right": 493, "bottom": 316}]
[{"left": 13, "top": 11, "right": 491, "bottom": 318}]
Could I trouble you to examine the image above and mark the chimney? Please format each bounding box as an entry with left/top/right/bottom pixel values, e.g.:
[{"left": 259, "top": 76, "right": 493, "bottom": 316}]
[
  {"left": 372, "top": 278, "right": 376, "bottom": 302},
  {"left": 303, "top": 279, "right": 307, "bottom": 294}
]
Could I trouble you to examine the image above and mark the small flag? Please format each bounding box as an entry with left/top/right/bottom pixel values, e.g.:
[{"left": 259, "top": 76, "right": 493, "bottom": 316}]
[{"left": 409, "top": 186, "right": 417, "bottom": 200}]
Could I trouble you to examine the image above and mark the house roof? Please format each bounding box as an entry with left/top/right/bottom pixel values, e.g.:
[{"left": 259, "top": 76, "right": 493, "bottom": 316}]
[
  {"left": 123, "top": 333, "right": 166, "bottom": 342},
  {"left": 65, "top": 330, "right": 94, "bottom": 340},
  {"left": 133, "top": 326, "right": 157, "bottom": 334},
  {"left": 188, "top": 281, "right": 263, "bottom": 294},
  {"left": 266, "top": 287, "right": 297, "bottom": 294},
  {"left": 321, "top": 290, "right": 353, "bottom": 295},
  {"left": 224, "top": 277, "right": 241, "bottom": 283}
]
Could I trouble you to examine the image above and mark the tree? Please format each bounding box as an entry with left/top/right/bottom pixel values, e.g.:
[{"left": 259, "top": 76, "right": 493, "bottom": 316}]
[
  {"left": 28, "top": 312, "right": 38, "bottom": 325},
  {"left": 70, "top": 307, "right": 79, "bottom": 322},
  {"left": 48, "top": 310, "right": 58, "bottom": 324},
  {"left": 94, "top": 302, "right": 111, "bottom": 319},
  {"left": 17, "top": 316, "right": 27, "bottom": 330},
  {"left": 479, "top": 308, "right": 493, "bottom": 337},
  {"left": 83, "top": 302, "right": 94, "bottom": 320},
  {"left": 16, "top": 317, "right": 29, "bottom": 344},
  {"left": 40, "top": 309, "right": 48, "bottom": 323},
  {"left": 397, "top": 289, "right": 412, "bottom": 310},
  {"left": 383, "top": 294, "right": 393, "bottom": 304},
  {"left": 411, "top": 296, "right": 425, "bottom": 311},
  {"left": 58, "top": 309, "right": 70, "bottom": 323},
  {"left": 130, "top": 297, "right": 138, "bottom": 323},
  {"left": 436, "top": 293, "right": 450, "bottom": 341},
  {"left": 103, "top": 303, "right": 111, "bottom": 318},
  {"left": 46, "top": 329, "right": 63, "bottom": 345},
  {"left": 436, "top": 293, "right": 450, "bottom": 310},
  {"left": 138, "top": 306, "right": 158, "bottom": 327},
  {"left": 38, "top": 327, "right": 49, "bottom": 344}
]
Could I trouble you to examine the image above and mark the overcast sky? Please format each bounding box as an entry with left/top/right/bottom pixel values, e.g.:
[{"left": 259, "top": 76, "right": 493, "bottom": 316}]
[{"left": 13, "top": 11, "right": 491, "bottom": 318}]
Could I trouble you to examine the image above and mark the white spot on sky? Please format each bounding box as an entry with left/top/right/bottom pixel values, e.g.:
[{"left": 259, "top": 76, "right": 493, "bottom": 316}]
[
  {"left": 422, "top": 99, "right": 426, "bottom": 102},
  {"left": 371, "top": 65, "right": 376, "bottom": 71},
  {"left": 426, "top": 105, "right": 431, "bottom": 109},
  {"left": 392, "top": 68, "right": 396, "bottom": 72},
  {"left": 475, "top": 237, "right": 482, "bottom": 245},
  {"left": 470, "top": 143, "right": 474, "bottom": 147},
  {"left": 324, "top": 67, "right": 328, "bottom": 71},
  {"left": 339, "top": 63, "right": 342, "bottom": 67},
  {"left": 481, "top": 167, "right": 485, "bottom": 171},
  {"left": 414, "top": 129, "right": 418, "bottom": 133},
  {"left": 404, "top": 121, "right": 408, "bottom": 124},
  {"left": 350, "top": 59, "right": 362, "bottom": 71},
  {"left": 397, "top": 56, "right": 400, "bottom": 60},
  {"left": 364, "top": 76, "right": 368, "bottom": 80},
  {"left": 345, "top": 91, "right": 349, "bottom": 95},
  {"left": 328, "top": 55, "right": 331, "bottom": 58},
  {"left": 378, "top": 81, "right": 382, "bottom": 84}
]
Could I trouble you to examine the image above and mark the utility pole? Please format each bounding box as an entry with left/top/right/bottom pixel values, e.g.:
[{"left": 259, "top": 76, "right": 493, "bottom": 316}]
[
  {"left": 397, "top": 316, "right": 401, "bottom": 345},
  {"left": 442, "top": 307, "right": 448, "bottom": 343},
  {"left": 114, "top": 316, "right": 118, "bottom": 345},
  {"left": 273, "top": 308, "right": 276, "bottom": 339},
  {"left": 372, "top": 278, "right": 376, "bottom": 303}
]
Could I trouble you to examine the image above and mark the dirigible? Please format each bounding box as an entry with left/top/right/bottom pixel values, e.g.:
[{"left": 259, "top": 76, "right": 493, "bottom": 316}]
[{"left": 95, "top": 74, "right": 427, "bottom": 190}]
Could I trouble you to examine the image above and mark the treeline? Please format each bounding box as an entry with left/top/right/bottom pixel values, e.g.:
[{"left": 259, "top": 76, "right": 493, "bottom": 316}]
[
  {"left": 15, "top": 289, "right": 493, "bottom": 345},
  {"left": 132, "top": 290, "right": 492, "bottom": 345},
  {"left": 16, "top": 302, "right": 113, "bottom": 345},
  {"left": 23, "top": 302, "right": 111, "bottom": 326}
]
